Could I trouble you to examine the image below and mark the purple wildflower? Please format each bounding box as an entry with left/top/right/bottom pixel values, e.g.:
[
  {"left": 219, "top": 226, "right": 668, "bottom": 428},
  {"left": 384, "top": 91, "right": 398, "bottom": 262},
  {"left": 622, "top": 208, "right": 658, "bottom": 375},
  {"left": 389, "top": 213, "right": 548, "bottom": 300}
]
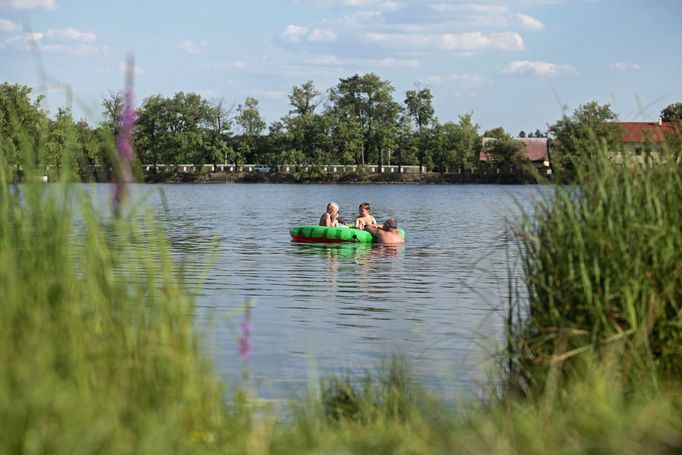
[
  {"left": 113, "top": 55, "right": 137, "bottom": 215},
  {"left": 238, "top": 321, "right": 252, "bottom": 362},
  {"left": 238, "top": 300, "right": 253, "bottom": 362}
]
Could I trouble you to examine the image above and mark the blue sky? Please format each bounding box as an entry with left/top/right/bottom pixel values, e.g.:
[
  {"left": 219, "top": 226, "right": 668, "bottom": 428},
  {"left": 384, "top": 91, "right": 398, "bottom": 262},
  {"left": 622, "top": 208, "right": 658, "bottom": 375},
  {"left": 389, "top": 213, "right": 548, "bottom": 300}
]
[{"left": 1, "top": 0, "right": 681, "bottom": 134}]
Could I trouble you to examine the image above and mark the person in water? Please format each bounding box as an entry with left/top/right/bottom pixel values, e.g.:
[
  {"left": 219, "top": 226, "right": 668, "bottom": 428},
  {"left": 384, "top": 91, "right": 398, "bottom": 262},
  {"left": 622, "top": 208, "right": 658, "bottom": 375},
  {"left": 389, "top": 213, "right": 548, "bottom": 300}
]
[
  {"left": 364, "top": 218, "right": 404, "bottom": 244},
  {"left": 320, "top": 201, "right": 342, "bottom": 227},
  {"left": 354, "top": 202, "right": 377, "bottom": 230}
]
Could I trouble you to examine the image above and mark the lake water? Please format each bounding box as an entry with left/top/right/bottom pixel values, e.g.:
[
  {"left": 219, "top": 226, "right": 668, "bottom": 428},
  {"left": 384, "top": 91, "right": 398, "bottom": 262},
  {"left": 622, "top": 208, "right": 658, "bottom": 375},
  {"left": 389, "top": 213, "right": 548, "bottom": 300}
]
[{"left": 92, "top": 183, "right": 541, "bottom": 400}]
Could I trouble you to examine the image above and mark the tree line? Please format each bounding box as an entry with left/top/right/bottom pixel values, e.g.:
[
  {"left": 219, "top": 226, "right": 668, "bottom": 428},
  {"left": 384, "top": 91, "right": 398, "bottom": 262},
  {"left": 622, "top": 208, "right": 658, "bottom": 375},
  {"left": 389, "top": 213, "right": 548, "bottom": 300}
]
[{"left": 2, "top": 77, "right": 681, "bottom": 181}]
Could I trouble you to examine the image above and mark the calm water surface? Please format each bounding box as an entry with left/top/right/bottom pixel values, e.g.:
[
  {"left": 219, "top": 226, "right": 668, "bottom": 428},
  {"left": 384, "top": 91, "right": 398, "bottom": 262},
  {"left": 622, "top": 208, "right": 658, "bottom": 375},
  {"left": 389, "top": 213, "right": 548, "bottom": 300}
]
[{"left": 93, "top": 183, "right": 541, "bottom": 400}]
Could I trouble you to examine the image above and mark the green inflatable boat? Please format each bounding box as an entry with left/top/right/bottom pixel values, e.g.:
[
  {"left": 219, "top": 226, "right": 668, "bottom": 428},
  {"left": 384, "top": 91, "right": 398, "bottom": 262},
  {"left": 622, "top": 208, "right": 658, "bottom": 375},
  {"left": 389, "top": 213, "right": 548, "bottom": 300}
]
[{"left": 290, "top": 225, "right": 406, "bottom": 243}]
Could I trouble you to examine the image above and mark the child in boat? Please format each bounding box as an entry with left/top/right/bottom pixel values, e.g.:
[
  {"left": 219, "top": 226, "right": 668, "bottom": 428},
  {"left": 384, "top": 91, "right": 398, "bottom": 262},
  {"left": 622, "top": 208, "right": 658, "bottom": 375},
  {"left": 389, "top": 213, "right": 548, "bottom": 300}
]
[
  {"left": 354, "top": 202, "right": 377, "bottom": 230},
  {"left": 320, "top": 202, "right": 341, "bottom": 227}
]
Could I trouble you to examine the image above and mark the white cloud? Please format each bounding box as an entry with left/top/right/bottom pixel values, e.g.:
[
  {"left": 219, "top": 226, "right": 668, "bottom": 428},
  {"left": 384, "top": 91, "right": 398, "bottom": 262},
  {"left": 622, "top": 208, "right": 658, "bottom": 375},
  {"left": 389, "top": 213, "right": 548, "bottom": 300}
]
[
  {"left": 24, "top": 31, "right": 42, "bottom": 42},
  {"left": 502, "top": 59, "right": 577, "bottom": 77},
  {"left": 340, "top": 10, "right": 382, "bottom": 27},
  {"left": 40, "top": 42, "right": 99, "bottom": 55},
  {"left": 515, "top": 13, "right": 544, "bottom": 31},
  {"left": 281, "top": 24, "right": 309, "bottom": 43},
  {"left": 441, "top": 32, "right": 523, "bottom": 51},
  {"left": 374, "top": 56, "right": 418, "bottom": 67},
  {"left": 1, "top": 28, "right": 104, "bottom": 54},
  {"left": 610, "top": 62, "right": 641, "bottom": 71},
  {"left": 46, "top": 27, "right": 96, "bottom": 42},
  {"left": 343, "top": 0, "right": 399, "bottom": 10},
  {"left": 0, "top": 0, "right": 57, "bottom": 10},
  {"left": 281, "top": 25, "right": 339, "bottom": 43},
  {"left": 429, "top": 4, "right": 544, "bottom": 31},
  {"left": 0, "top": 17, "right": 20, "bottom": 32},
  {"left": 308, "top": 27, "right": 338, "bottom": 42},
  {"left": 179, "top": 40, "right": 207, "bottom": 54},
  {"left": 23, "top": 26, "right": 103, "bottom": 54},
  {"left": 364, "top": 31, "right": 524, "bottom": 51},
  {"left": 213, "top": 60, "right": 247, "bottom": 71},
  {"left": 425, "top": 73, "right": 490, "bottom": 89},
  {"left": 431, "top": 4, "right": 508, "bottom": 15},
  {"left": 303, "top": 54, "right": 419, "bottom": 68}
]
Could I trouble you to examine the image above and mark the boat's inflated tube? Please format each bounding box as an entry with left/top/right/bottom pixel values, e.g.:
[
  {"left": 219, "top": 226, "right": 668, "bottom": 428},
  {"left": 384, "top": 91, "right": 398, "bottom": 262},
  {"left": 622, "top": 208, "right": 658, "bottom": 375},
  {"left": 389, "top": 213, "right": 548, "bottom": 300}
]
[{"left": 290, "top": 225, "right": 406, "bottom": 243}]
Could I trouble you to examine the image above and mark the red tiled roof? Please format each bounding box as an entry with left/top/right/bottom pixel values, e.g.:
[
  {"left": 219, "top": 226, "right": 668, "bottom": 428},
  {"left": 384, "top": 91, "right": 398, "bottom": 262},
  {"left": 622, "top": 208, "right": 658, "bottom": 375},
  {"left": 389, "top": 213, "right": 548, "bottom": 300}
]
[
  {"left": 479, "top": 137, "right": 549, "bottom": 162},
  {"left": 614, "top": 122, "right": 676, "bottom": 143}
]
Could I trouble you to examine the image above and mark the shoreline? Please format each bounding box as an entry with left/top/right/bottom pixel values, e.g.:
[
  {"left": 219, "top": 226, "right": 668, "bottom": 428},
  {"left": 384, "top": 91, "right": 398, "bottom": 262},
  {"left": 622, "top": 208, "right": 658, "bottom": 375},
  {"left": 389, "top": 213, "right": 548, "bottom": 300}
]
[{"left": 144, "top": 171, "right": 544, "bottom": 185}]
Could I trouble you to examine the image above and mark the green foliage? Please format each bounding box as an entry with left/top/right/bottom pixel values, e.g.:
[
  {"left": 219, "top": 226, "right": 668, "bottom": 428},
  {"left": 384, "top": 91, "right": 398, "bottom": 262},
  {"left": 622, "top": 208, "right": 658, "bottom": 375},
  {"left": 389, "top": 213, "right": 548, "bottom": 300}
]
[
  {"left": 288, "top": 80, "right": 320, "bottom": 116},
  {"left": 281, "top": 82, "right": 333, "bottom": 165},
  {"left": 404, "top": 86, "right": 434, "bottom": 172},
  {"left": 484, "top": 137, "right": 529, "bottom": 168},
  {"left": 135, "top": 92, "right": 225, "bottom": 168},
  {"left": 328, "top": 73, "right": 400, "bottom": 166},
  {"left": 482, "top": 126, "right": 508, "bottom": 140},
  {"left": 432, "top": 114, "right": 481, "bottom": 171},
  {"left": 0, "top": 82, "right": 48, "bottom": 168},
  {"left": 548, "top": 101, "right": 623, "bottom": 174},
  {"left": 3, "top": 106, "right": 682, "bottom": 453},
  {"left": 661, "top": 102, "right": 682, "bottom": 122},
  {"left": 510, "top": 147, "right": 682, "bottom": 397},
  {"left": 0, "top": 163, "right": 252, "bottom": 452},
  {"left": 274, "top": 354, "right": 682, "bottom": 454},
  {"left": 100, "top": 90, "right": 123, "bottom": 137}
]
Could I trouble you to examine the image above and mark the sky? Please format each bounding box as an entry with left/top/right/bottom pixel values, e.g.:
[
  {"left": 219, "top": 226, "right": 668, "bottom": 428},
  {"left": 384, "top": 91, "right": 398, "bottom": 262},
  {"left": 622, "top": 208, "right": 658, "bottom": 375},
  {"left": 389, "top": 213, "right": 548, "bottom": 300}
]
[{"left": 1, "top": 0, "right": 681, "bottom": 135}]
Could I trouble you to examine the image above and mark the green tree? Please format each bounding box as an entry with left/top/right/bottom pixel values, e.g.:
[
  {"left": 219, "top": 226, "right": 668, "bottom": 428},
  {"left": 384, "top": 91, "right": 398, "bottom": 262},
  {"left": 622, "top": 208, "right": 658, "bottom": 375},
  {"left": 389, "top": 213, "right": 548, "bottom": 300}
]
[
  {"left": 483, "top": 126, "right": 508, "bottom": 139},
  {"left": 283, "top": 81, "right": 332, "bottom": 164},
  {"left": 135, "top": 92, "right": 215, "bottom": 168},
  {"left": 480, "top": 127, "right": 528, "bottom": 168},
  {"left": 661, "top": 102, "right": 682, "bottom": 122},
  {"left": 430, "top": 121, "right": 449, "bottom": 172},
  {"left": 328, "top": 73, "right": 400, "bottom": 167},
  {"left": 454, "top": 113, "right": 480, "bottom": 168},
  {"left": 548, "top": 101, "right": 622, "bottom": 172},
  {"left": 135, "top": 94, "right": 168, "bottom": 168},
  {"left": 236, "top": 97, "right": 265, "bottom": 163},
  {"left": 167, "top": 92, "right": 213, "bottom": 165},
  {"left": 288, "top": 80, "right": 321, "bottom": 116},
  {"left": 661, "top": 103, "right": 682, "bottom": 158},
  {"left": 484, "top": 137, "right": 529, "bottom": 168},
  {"left": 330, "top": 115, "right": 363, "bottom": 165},
  {"left": 205, "top": 98, "right": 233, "bottom": 168},
  {"left": 0, "top": 83, "right": 48, "bottom": 168},
  {"left": 101, "top": 91, "right": 123, "bottom": 137},
  {"left": 74, "top": 119, "right": 102, "bottom": 181},
  {"left": 404, "top": 86, "right": 434, "bottom": 172},
  {"left": 44, "top": 107, "right": 79, "bottom": 179},
  {"left": 395, "top": 115, "right": 418, "bottom": 171}
]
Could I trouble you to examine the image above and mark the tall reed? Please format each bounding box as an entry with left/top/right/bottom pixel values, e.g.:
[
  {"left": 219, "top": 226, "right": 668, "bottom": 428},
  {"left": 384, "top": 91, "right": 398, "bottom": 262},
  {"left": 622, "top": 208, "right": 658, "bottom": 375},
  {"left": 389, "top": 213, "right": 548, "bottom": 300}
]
[
  {"left": 508, "top": 144, "right": 682, "bottom": 397},
  {"left": 0, "top": 159, "right": 249, "bottom": 453}
]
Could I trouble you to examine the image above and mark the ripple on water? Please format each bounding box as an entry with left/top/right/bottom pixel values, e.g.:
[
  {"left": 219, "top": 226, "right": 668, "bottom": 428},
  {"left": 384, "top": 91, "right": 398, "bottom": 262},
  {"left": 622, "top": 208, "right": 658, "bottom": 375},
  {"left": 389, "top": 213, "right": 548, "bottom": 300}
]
[{"left": 84, "top": 183, "right": 538, "bottom": 401}]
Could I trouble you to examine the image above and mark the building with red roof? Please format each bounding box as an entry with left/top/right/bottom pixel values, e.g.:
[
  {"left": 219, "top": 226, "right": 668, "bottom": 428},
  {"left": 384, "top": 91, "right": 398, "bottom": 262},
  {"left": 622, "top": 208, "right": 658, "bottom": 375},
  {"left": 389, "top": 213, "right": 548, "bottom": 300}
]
[
  {"left": 479, "top": 137, "right": 550, "bottom": 168},
  {"left": 611, "top": 120, "right": 680, "bottom": 156}
]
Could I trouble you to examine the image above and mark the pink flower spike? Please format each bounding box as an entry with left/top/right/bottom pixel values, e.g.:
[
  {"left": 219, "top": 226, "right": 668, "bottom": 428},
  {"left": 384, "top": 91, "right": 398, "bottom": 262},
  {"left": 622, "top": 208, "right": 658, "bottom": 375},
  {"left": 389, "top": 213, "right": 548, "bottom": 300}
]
[
  {"left": 113, "top": 54, "right": 137, "bottom": 215},
  {"left": 238, "top": 301, "right": 253, "bottom": 362}
]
